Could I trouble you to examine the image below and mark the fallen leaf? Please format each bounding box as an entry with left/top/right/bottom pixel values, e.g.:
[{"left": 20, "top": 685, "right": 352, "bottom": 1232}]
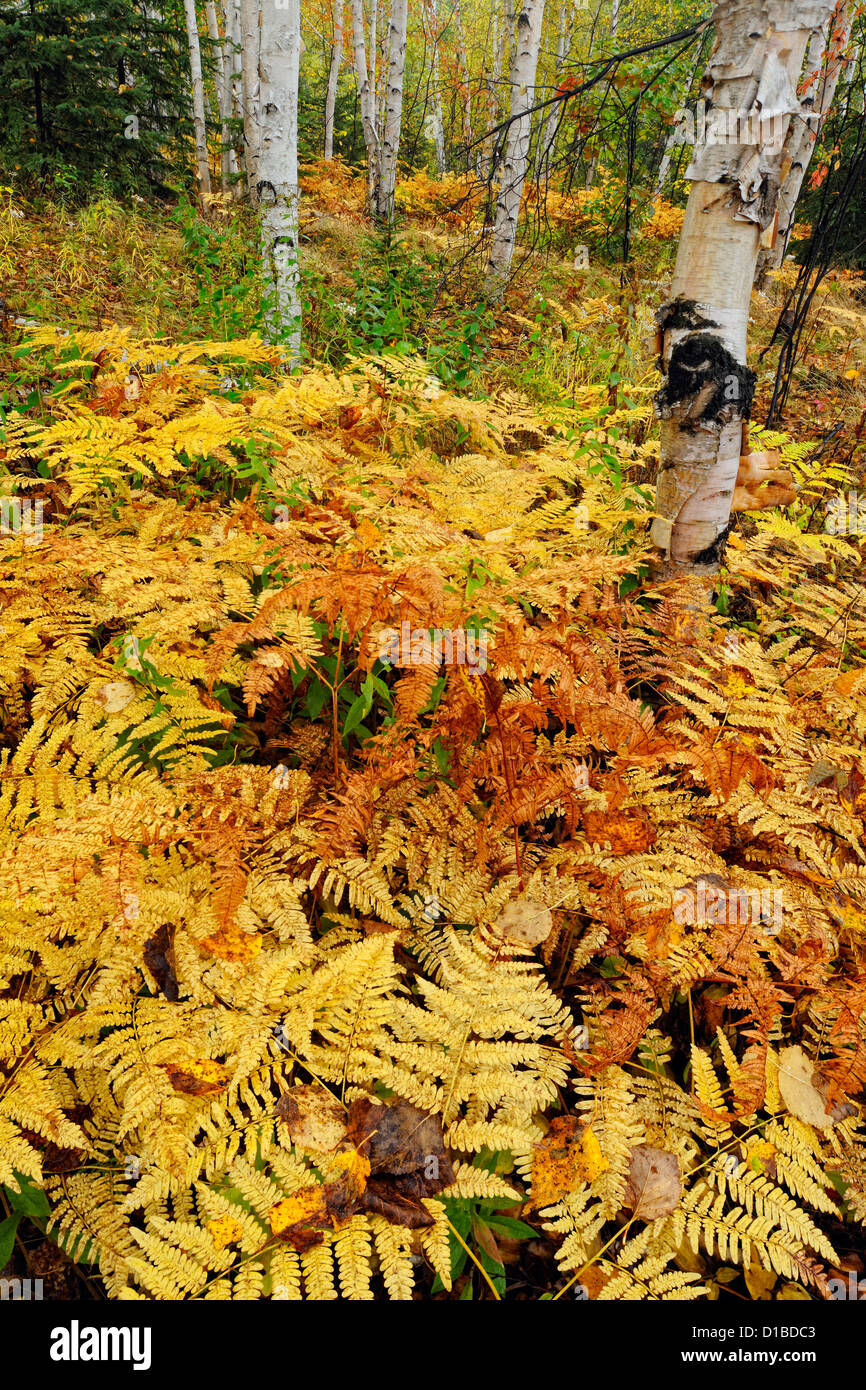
[
  {"left": 581, "top": 808, "right": 657, "bottom": 855},
  {"left": 745, "top": 1263, "right": 777, "bottom": 1300},
  {"left": 95, "top": 679, "right": 136, "bottom": 714},
  {"left": 163, "top": 1058, "right": 232, "bottom": 1096},
  {"left": 275, "top": 1085, "right": 347, "bottom": 1153},
  {"left": 530, "top": 1117, "right": 608, "bottom": 1208},
  {"left": 623, "top": 1145, "right": 682, "bottom": 1221},
  {"left": 777, "top": 1045, "right": 856, "bottom": 1128},
  {"left": 206, "top": 1216, "right": 242, "bottom": 1250},
  {"left": 492, "top": 898, "right": 554, "bottom": 947}
]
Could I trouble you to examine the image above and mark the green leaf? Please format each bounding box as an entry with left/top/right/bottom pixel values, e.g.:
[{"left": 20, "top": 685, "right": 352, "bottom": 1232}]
[
  {"left": 5, "top": 1173, "right": 50, "bottom": 1220},
  {"left": 0, "top": 1213, "right": 21, "bottom": 1266}
]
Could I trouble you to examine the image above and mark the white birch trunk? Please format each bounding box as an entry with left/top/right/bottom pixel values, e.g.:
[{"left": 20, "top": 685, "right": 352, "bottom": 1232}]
[
  {"left": 377, "top": 0, "right": 409, "bottom": 222},
  {"left": 351, "top": 0, "right": 380, "bottom": 209},
  {"left": 424, "top": 0, "right": 447, "bottom": 175},
  {"left": 324, "top": 0, "right": 344, "bottom": 159},
  {"left": 651, "top": 0, "right": 840, "bottom": 575},
  {"left": 258, "top": 0, "right": 302, "bottom": 359},
  {"left": 755, "top": 2, "right": 853, "bottom": 284},
  {"left": 610, "top": 0, "right": 619, "bottom": 41},
  {"left": 183, "top": 0, "right": 212, "bottom": 197},
  {"left": 240, "top": 0, "right": 261, "bottom": 196},
  {"left": 487, "top": 0, "right": 547, "bottom": 296}
]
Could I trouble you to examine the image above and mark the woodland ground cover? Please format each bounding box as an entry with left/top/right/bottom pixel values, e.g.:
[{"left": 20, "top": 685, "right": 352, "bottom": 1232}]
[{"left": 0, "top": 177, "right": 865, "bottom": 1303}]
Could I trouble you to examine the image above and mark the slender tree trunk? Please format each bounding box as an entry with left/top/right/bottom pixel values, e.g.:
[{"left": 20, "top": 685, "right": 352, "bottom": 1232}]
[
  {"left": 755, "top": 2, "right": 853, "bottom": 286},
  {"left": 487, "top": 0, "right": 546, "bottom": 296},
  {"left": 240, "top": 0, "right": 261, "bottom": 196},
  {"left": 351, "top": 0, "right": 380, "bottom": 209},
  {"left": 423, "top": 0, "right": 447, "bottom": 175},
  {"left": 183, "top": 0, "right": 212, "bottom": 197},
  {"left": 541, "top": 0, "right": 571, "bottom": 174},
  {"left": 610, "top": 0, "right": 619, "bottom": 42},
  {"left": 377, "top": 0, "right": 408, "bottom": 222},
  {"left": 651, "top": 0, "right": 841, "bottom": 575},
  {"left": 206, "top": 0, "right": 237, "bottom": 191},
  {"left": 324, "top": 0, "right": 344, "bottom": 159},
  {"left": 258, "top": 0, "right": 302, "bottom": 359},
  {"left": 481, "top": 0, "right": 508, "bottom": 178},
  {"left": 453, "top": 0, "right": 474, "bottom": 152}
]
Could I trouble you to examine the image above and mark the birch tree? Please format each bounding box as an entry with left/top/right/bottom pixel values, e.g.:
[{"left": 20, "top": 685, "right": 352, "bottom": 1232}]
[
  {"left": 378, "top": 0, "right": 409, "bottom": 222},
  {"left": 257, "top": 0, "right": 302, "bottom": 359},
  {"left": 206, "top": 0, "right": 238, "bottom": 191},
  {"left": 324, "top": 0, "right": 344, "bottom": 159},
  {"left": 240, "top": 0, "right": 261, "bottom": 194},
  {"left": 486, "top": 0, "right": 546, "bottom": 296},
  {"left": 540, "top": 0, "right": 572, "bottom": 175},
  {"left": 651, "top": 0, "right": 842, "bottom": 575},
  {"left": 423, "top": 0, "right": 447, "bottom": 175},
  {"left": 755, "top": 1, "right": 853, "bottom": 285},
  {"left": 183, "top": 0, "right": 212, "bottom": 196},
  {"left": 352, "top": 0, "right": 380, "bottom": 207}
]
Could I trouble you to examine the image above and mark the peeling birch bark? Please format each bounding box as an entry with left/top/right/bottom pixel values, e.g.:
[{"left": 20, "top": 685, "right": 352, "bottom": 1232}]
[
  {"left": 258, "top": 0, "right": 301, "bottom": 360},
  {"left": 324, "top": 0, "right": 344, "bottom": 160},
  {"left": 651, "top": 0, "right": 839, "bottom": 576},
  {"left": 183, "top": 0, "right": 212, "bottom": 197},
  {"left": 378, "top": 0, "right": 409, "bottom": 222},
  {"left": 487, "top": 0, "right": 547, "bottom": 296},
  {"left": 755, "top": 2, "right": 852, "bottom": 285}
]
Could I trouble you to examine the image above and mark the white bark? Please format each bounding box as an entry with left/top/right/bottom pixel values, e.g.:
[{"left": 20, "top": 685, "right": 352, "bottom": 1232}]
[
  {"left": 756, "top": 3, "right": 853, "bottom": 284},
  {"left": 351, "top": 0, "right": 380, "bottom": 208},
  {"left": 424, "top": 0, "right": 447, "bottom": 175},
  {"left": 487, "top": 0, "right": 547, "bottom": 295},
  {"left": 610, "top": 0, "right": 619, "bottom": 41},
  {"left": 324, "top": 0, "right": 344, "bottom": 159},
  {"left": 378, "top": 0, "right": 409, "bottom": 221},
  {"left": 240, "top": 0, "right": 261, "bottom": 195},
  {"left": 183, "top": 0, "right": 212, "bottom": 197},
  {"left": 258, "top": 0, "right": 302, "bottom": 359},
  {"left": 651, "top": 0, "right": 841, "bottom": 575}
]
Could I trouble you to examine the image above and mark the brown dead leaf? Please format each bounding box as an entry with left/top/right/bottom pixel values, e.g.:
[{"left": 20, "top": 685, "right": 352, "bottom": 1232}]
[
  {"left": 581, "top": 808, "right": 657, "bottom": 855},
  {"left": 275, "top": 1085, "right": 347, "bottom": 1153},
  {"left": 623, "top": 1145, "right": 682, "bottom": 1221}
]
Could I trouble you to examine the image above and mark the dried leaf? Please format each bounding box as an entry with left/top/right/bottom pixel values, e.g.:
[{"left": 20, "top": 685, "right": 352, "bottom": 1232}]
[
  {"left": 493, "top": 899, "right": 554, "bottom": 947},
  {"left": 623, "top": 1145, "right": 682, "bottom": 1221}
]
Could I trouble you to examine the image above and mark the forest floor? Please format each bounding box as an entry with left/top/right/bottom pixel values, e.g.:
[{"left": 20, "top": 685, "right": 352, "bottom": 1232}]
[{"left": 1, "top": 175, "right": 866, "bottom": 1303}]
